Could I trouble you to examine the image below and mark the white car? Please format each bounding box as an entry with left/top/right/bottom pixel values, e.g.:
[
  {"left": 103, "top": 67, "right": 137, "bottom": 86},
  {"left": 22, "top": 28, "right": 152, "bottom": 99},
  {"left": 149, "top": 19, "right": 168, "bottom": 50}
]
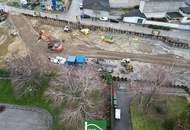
[{"left": 99, "top": 17, "right": 108, "bottom": 21}]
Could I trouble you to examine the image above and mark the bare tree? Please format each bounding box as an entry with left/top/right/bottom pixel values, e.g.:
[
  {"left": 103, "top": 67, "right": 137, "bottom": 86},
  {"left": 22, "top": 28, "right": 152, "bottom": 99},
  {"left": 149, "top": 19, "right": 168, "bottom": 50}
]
[
  {"left": 129, "top": 64, "right": 175, "bottom": 113},
  {"left": 45, "top": 64, "right": 106, "bottom": 129},
  {"left": 6, "top": 49, "right": 53, "bottom": 98}
]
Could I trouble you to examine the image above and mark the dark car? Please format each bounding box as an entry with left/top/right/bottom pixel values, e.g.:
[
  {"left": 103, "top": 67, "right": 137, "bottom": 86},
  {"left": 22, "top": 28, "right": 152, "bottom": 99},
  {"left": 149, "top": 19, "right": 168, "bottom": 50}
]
[
  {"left": 110, "top": 19, "right": 119, "bottom": 23},
  {"left": 80, "top": 14, "right": 90, "bottom": 19}
]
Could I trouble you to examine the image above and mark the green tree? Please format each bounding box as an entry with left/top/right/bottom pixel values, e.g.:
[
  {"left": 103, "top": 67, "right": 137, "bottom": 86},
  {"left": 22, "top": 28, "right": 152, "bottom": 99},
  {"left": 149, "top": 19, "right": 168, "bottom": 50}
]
[{"left": 174, "top": 108, "right": 190, "bottom": 130}]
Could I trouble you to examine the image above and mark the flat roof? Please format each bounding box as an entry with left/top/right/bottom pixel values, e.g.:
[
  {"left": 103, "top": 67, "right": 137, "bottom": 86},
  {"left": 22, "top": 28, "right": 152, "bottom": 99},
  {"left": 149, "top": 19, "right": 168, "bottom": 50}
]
[
  {"left": 83, "top": 0, "right": 110, "bottom": 11},
  {"left": 144, "top": 0, "right": 182, "bottom": 1},
  {"left": 180, "top": 7, "right": 190, "bottom": 14},
  {"left": 123, "top": 10, "right": 146, "bottom": 18}
]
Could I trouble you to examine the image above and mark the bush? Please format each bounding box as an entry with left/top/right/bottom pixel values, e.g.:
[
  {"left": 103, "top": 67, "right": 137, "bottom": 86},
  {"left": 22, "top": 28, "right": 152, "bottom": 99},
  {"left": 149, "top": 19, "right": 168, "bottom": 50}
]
[
  {"left": 147, "top": 25, "right": 171, "bottom": 31},
  {"left": 0, "top": 69, "right": 9, "bottom": 77},
  {"left": 162, "top": 118, "right": 175, "bottom": 130}
]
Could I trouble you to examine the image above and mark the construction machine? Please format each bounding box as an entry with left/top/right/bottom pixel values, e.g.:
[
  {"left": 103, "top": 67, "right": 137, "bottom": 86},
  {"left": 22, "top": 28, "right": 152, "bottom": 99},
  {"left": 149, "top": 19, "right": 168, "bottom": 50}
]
[
  {"left": 38, "top": 30, "right": 63, "bottom": 53},
  {"left": 101, "top": 34, "right": 113, "bottom": 43},
  {"left": 121, "top": 58, "right": 133, "bottom": 72},
  {"left": 0, "top": 9, "right": 8, "bottom": 22}
]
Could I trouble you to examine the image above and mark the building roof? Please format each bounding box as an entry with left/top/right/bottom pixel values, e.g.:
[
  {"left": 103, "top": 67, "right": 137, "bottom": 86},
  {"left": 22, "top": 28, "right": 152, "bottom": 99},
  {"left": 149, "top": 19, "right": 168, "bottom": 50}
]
[
  {"left": 184, "top": 0, "right": 190, "bottom": 6},
  {"left": 123, "top": 10, "right": 146, "bottom": 18},
  {"left": 180, "top": 7, "right": 190, "bottom": 14},
  {"left": 166, "top": 12, "right": 183, "bottom": 18},
  {"left": 143, "top": 0, "right": 182, "bottom": 2},
  {"left": 83, "top": 0, "right": 110, "bottom": 11}
]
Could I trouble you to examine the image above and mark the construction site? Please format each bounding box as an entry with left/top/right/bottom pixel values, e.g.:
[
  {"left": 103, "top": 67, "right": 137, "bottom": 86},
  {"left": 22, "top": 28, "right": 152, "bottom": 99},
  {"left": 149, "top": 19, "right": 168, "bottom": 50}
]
[
  {"left": 0, "top": 12, "right": 189, "bottom": 88},
  {"left": 0, "top": 10, "right": 190, "bottom": 130}
]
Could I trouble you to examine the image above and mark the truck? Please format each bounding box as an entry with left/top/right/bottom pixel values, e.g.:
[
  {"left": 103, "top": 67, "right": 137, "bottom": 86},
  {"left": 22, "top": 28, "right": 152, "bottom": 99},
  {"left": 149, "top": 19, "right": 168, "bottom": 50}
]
[{"left": 115, "top": 108, "right": 121, "bottom": 119}]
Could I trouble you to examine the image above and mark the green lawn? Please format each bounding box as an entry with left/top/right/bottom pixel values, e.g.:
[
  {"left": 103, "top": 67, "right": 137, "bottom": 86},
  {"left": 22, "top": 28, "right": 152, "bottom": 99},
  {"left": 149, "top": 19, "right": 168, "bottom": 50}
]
[
  {"left": 130, "top": 96, "right": 189, "bottom": 130},
  {"left": 0, "top": 79, "right": 62, "bottom": 130}
]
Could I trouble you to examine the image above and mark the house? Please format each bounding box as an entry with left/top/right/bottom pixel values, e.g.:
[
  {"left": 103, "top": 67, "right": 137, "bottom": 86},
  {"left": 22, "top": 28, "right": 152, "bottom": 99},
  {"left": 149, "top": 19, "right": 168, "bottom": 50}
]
[
  {"left": 109, "top": 0, "right": 140, "bottom": 8},
  {"left": 184, "top": 0, "right": 190, "bottom": 5},
  {"left": 139, "top": 0, "right": 186, "bottom": 18},
  {"left": 83, "top": 0, "right": 110, "bottom": 18},
  {"left": 179, "top": 7, "right": 190, "bottom": 23},
  {"left": 123, "top": 10, "right": 146, "bottom": 24}
]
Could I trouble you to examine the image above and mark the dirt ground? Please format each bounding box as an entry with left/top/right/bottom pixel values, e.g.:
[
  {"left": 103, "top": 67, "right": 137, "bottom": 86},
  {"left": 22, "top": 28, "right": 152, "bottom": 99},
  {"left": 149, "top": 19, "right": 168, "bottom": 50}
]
[
  {"left": 37, "top": 22, "right": 190, "bottom": 61},
  {"left": 0, "top": 25, "right": 27, "bottom": 67}
]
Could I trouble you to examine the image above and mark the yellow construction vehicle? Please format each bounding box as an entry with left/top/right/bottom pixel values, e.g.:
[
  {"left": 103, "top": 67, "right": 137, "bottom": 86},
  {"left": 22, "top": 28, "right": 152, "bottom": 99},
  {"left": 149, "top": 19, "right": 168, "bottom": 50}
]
[{"left": 101, "top": 34, "right": 113, "bottom": 43}]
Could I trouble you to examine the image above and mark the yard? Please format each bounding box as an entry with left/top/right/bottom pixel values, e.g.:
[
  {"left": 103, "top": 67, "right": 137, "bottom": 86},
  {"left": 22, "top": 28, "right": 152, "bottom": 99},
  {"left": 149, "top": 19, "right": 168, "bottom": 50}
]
[{"left": 130, "top": 95, "right": 190, "bottom": 130}]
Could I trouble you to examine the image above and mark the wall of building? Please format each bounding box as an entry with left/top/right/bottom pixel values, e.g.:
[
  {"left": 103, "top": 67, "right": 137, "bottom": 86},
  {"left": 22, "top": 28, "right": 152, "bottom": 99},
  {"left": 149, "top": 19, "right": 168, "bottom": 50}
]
[
  {"left": 181, "top": 17, "right": 190, "bottom": 23},
  {"left": 109, "top": 0, "right": 140, "bottom": 8},
  {"left": 83, "top": 9, "right": 109, "bottom": 18},
  {"left": 123, "top": 16, "right": 146, "bottom": 24},
  {"left": 144, "top": 12, "right": 167, "bottom": 18},
  {"left": 140, "top": 0, "right": 186, "bottom": 18}
]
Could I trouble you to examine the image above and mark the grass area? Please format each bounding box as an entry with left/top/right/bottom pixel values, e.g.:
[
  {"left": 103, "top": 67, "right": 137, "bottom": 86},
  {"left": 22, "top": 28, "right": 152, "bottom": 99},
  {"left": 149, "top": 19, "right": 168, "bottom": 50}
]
[
  {"left": 0, "top": 79, "right": 63, "bottom": 130},
  {"left": 130, "top": 96, "right": 189, "bottom": 130}
]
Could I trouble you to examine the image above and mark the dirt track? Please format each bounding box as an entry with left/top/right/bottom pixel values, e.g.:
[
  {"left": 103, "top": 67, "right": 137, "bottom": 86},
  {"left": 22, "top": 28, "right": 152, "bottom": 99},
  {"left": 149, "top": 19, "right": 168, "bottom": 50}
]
[{"left": 9, "top": 14, "right": 190, "bottom": 68}]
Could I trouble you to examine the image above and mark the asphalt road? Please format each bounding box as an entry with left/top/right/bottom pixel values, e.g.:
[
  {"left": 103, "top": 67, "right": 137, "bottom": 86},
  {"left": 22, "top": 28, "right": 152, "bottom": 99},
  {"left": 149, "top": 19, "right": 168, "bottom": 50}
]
[{"left": 115, "top": 90, "right": 133, "bottom": 130}]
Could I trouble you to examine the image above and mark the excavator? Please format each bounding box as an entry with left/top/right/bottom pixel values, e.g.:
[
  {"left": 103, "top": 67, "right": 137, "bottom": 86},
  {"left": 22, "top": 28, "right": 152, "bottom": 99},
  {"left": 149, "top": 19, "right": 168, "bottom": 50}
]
[
  {"left": 38, "top": 30, "right": 63, "bottom": 53},
  {"left": 121, "top": 58, "right": 133, "bottom": 72}
]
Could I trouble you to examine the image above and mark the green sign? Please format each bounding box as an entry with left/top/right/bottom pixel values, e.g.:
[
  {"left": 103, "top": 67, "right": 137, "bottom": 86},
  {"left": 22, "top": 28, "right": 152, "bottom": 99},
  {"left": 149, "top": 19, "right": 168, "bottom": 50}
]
[{"left": 84, "top": 120, "right": 107, "bottom": 130}]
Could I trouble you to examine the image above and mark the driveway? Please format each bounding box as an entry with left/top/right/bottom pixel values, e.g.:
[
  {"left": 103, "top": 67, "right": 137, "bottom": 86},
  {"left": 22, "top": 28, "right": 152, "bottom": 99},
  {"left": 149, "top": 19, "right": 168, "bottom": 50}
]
[
  {"left": 114, "top": 82, "right": 133, "bottom": 130},
  {"left": 0, "top": 104, "right": 52, "bottom": 130}
]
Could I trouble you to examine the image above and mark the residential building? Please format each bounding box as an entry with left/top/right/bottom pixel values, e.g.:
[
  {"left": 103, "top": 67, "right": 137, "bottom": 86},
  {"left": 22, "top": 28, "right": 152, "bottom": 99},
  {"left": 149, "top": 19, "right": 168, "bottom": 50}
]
[
  {"left": 179, "top": 7, "right": 190, "bottom": 23},
  {"left": 140, "top": 0, "right": 186, "bottom": 18},
  {"left": 123, "top": 10, "right": 146, "bottom": 24},
  {"left": 83, "top": 0, "right": 110, "bottom": 18}
]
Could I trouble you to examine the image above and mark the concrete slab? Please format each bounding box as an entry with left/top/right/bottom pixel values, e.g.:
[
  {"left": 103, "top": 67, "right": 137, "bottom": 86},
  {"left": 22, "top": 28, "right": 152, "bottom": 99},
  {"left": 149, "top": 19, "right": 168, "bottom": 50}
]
[{"left": 0, "top": 104, "right": 52, "bottom": 130}]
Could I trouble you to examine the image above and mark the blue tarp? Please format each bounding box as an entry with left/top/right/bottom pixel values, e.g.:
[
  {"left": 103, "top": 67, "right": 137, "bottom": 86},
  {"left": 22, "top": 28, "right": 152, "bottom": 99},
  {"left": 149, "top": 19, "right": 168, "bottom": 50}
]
[
  {"left": 105, "top": 35, "right": 113, "bottom": 40},
  {"left": 67, "top": 56, "right": 76, "bottom": 65},
  {"left": 76, "top": 55, "right": 86, "bottom": 64}
]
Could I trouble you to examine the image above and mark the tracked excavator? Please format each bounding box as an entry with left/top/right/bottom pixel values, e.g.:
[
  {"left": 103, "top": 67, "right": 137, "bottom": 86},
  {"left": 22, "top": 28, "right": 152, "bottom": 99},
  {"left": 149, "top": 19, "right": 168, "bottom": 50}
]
[{"left": 38, "top": 30, "right": 63, "bottom": 53}]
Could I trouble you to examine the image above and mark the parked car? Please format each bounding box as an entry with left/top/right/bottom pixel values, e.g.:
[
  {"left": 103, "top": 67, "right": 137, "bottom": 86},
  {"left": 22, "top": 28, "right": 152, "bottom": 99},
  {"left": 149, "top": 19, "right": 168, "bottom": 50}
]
[
  {"left": 80, "top": 3, "right": 83, "bottom": 9},
  {"left": 99, "top": 17, "right": 108, "bottom": 21},
  {"left": 80, "top": 14, "right": 90, "bottom": 19},
  {"left": 110, "top": 19, "right": 119, "bottom": 23}
]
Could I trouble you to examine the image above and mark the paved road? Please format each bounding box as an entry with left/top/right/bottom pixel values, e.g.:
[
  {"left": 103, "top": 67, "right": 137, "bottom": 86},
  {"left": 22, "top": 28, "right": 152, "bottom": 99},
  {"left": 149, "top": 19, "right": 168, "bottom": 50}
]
[
  {"left": 115, "top": 91, "right": 132, "bottom": 130},
  {"left": 114, "top": 82, "right": 188, "bottom": 130}
]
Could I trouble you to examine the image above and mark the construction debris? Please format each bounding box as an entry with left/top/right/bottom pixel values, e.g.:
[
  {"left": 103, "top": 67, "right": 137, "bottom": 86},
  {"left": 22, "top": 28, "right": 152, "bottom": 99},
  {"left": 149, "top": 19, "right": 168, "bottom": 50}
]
[
  {"left": 48, "top": 56, "right": 66, "bottom": 64},
  {"left": 80, "top": 28, "right": 90, "bottom": 35}
]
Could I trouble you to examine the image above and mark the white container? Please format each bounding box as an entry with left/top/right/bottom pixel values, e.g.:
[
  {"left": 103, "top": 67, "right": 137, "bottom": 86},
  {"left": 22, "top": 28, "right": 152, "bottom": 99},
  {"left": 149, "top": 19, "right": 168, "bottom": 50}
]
[{"left": 115, "top": 109, "right": 121, "bottom": 119}]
